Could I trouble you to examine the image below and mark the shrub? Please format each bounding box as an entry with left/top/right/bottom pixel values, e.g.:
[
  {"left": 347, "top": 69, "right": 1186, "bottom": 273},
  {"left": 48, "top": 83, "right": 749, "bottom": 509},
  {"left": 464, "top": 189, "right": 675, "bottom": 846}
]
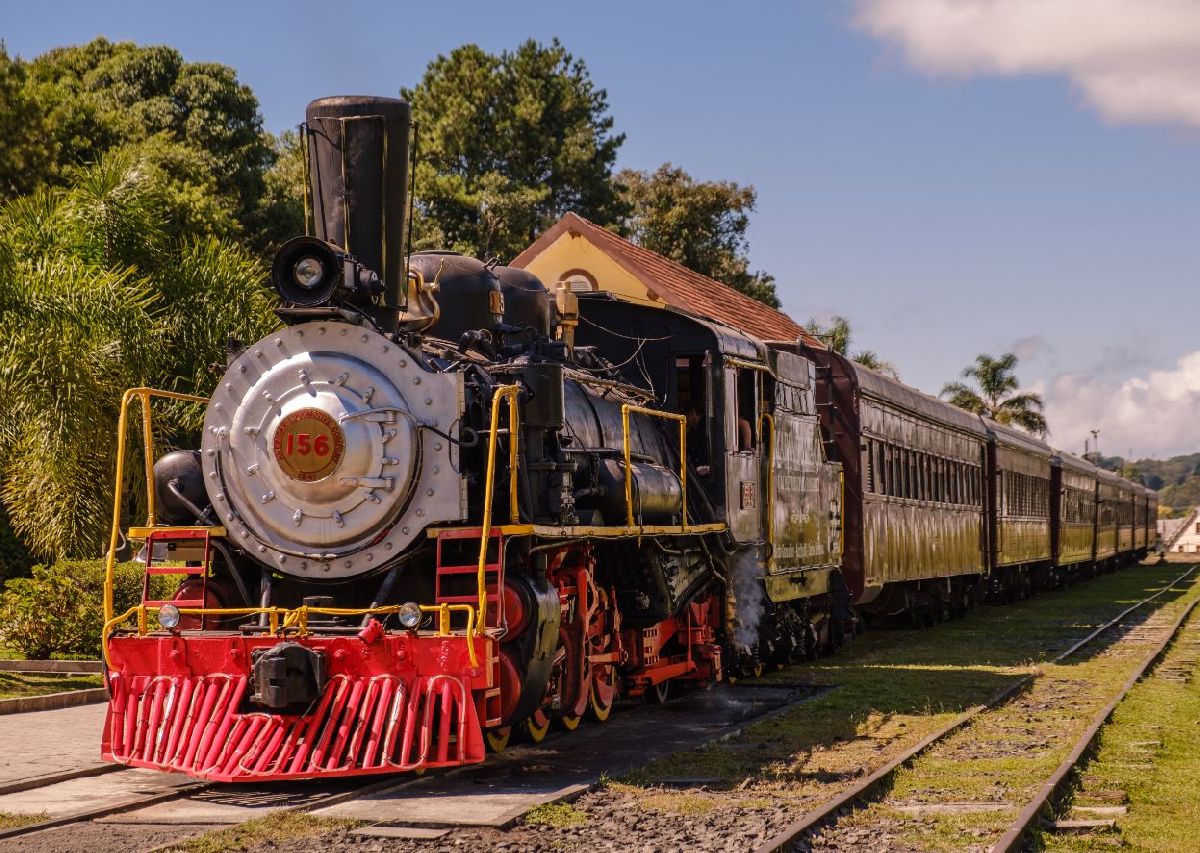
[{"left": 0, "top": 558, "right": 170, "bottom": 659}]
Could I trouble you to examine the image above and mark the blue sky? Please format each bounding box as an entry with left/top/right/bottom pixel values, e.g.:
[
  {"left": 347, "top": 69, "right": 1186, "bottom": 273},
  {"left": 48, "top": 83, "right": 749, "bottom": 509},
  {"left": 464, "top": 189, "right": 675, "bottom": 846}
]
[{"left": 6, "top": 0, "right": 1199, "bottom": 458}]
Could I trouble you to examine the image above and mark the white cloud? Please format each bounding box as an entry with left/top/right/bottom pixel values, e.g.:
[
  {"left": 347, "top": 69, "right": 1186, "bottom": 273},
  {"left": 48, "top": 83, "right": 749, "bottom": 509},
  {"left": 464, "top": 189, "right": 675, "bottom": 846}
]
[
  {"left": 1040, "top": 350, "right": 1200, "bottom": 458},
  {"left": 853, "top": 0, "right": 1200, "bottom": 127},
  {"left": 1010, "top": 334, "right": 1050, "bottom": 362}
]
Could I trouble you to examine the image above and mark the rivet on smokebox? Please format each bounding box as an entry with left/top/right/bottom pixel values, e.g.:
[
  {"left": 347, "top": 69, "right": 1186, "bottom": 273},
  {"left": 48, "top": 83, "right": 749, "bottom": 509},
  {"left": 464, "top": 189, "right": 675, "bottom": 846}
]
[
  {"left": 426, "top": 488, "right": 435, "bottom": 497},
  {"left": 412, "top": 376, "right": 421, "bottom": 385}
]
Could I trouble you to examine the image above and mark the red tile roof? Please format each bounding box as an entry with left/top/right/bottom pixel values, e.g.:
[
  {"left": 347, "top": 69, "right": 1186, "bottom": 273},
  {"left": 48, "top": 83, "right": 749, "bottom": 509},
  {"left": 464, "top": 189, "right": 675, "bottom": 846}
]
[{"left": 512, "top": 213, "right": 819, "bottom": 345}]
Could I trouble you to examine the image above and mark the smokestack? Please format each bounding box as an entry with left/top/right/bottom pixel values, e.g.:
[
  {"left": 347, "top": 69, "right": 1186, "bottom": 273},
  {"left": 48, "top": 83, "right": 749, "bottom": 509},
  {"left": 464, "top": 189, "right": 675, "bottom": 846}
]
[{"left": 304, "top": 96, "right": 411, "bottom": 331}]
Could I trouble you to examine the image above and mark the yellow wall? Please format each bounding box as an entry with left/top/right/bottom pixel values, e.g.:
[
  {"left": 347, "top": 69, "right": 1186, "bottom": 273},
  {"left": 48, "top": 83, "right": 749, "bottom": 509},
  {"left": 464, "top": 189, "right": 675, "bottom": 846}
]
[{"left": 520, "top": 233, "right": 663, "bottom": 306}]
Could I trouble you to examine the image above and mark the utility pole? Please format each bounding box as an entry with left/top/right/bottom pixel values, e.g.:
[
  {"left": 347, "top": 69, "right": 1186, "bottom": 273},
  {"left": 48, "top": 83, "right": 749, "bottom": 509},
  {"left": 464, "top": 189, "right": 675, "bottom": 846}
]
[{"left": 1090, "top": 429, "right": 1101, "bottom": 466}]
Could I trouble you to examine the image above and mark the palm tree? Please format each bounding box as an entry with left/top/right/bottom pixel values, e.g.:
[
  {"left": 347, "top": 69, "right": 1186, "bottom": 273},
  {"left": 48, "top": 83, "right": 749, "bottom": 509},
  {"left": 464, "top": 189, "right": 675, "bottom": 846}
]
[
  {"left": 807, "top": 315, "right": 899, "bottom": 379},
  {"left": 941, "top": 353, "right": 1048, "bottom": 436},
  {"left": 0, "top": 150, "right": 276, "bottom": 559}
]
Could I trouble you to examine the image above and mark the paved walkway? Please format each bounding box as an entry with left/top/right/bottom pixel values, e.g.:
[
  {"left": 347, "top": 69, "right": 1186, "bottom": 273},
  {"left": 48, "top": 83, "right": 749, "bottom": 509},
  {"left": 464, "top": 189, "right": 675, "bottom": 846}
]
[{"left": 0, "top": 702, "right": 108, "bottom": 790}]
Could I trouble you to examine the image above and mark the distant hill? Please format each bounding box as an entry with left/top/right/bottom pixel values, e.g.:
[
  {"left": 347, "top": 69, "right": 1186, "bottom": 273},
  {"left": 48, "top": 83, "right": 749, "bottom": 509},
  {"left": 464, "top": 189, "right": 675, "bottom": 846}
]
[{"left": 1093, "top": 453, "right": 1200, "bottom": 517}]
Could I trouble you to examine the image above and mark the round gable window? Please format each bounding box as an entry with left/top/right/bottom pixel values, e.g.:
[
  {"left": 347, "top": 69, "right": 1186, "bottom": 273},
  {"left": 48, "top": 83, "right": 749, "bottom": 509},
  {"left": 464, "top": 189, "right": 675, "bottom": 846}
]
[{"left": 560, "top": 269, "right": 597, "bottom": 293}]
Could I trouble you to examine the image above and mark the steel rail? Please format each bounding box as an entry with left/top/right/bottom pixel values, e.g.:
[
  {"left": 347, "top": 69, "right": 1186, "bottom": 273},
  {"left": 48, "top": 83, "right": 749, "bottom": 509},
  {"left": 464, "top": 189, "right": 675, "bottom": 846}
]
[
  {"left": 0, "top": 760, "right": 426, "bottom": 844},
  {"left": 754, "top": 564, "right": 1199, "bottom": 853},
  {"left": 990, "top": 589, "right": 1200, "bottom": 852}
]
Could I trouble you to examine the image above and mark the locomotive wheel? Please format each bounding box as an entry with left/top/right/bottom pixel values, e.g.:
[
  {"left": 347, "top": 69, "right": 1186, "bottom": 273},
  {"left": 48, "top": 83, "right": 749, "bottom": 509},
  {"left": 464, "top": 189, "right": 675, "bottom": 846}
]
[
  {"left": 588, "top": 665, "right": 617, "bottom": 722},
  {"left": 485, "top": 726, "right": 512, "bottom": 753},
  {"left": 524, "top": 710, "right": 551, "bottom": 743},
  {"left": 557, "top": 712, "right": 582, "bottom": 732},
  {"left": 646, "top": 680, "right": 671, "bottom": 704}
]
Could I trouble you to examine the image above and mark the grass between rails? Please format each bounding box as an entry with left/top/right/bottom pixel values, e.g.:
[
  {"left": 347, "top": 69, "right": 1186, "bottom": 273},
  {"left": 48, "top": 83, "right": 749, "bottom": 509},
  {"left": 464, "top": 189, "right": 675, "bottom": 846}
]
[
  {"left": 0, "top": 810, "right": 49, "bottom": 830},
  {"left": 525, "top": 801, "right": 590, "bottom": 827},
  {"left": 613, "top": 564, "right": 1195, "bottom": 823},
  {"left": 1037, "top": 608, "right": 1200, "bottom": 853},
  {"left": 0, "top": 671, "right": 102, "bottom": 699},
  {"left": 158, "top": 811, "right": 359, "bottom": 853},
  {"left": 814, "top": 566, "right": 1200, "bottom": 852}
]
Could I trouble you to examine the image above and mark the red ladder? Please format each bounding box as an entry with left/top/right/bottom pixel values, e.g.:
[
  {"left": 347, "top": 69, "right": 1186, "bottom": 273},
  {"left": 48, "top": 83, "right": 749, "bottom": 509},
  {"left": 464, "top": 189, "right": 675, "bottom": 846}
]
[
  {"left": 141, "top": 528, "right": 213, "bottom": 629},
  {"left": 434, "top": 528, "right": 506, "bottom": 727},
  {"left": 433, "top": 528, "right": 506, "bottom": 631}
]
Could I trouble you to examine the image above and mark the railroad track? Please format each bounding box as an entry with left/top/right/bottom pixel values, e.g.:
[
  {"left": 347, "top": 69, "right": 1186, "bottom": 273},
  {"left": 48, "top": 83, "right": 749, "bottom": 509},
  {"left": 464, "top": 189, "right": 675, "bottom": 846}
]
[
  {"left": 755, "top": 565, "right": 1200, "bottom": 853},
  {"left": 0, "top": 771, "right": 402, "bottom": 851},
  {"left": 0, "top": 678, "right": 802, "bottom": 852},
  {"left": 994, "top": 585, "right": 1200, "bottom": 851}
]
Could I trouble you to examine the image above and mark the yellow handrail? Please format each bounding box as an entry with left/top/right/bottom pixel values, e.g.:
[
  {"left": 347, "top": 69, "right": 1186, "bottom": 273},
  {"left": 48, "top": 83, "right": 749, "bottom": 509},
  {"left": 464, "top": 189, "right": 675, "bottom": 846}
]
[
  {"left": 477, "top": 385, "right": 521, "bottom": 634},
  {"left": 620, "top": 404, "right": 688, "bottom": 531},
  {"left": 103, "top": 388, "right": 208, "bottom": 626},
  {"left": 760, "top": 412, "right": 776, "bottom": 567},
  {"left": 102, "top": 385, "right": 491, "bottom": 667},
  {"left": 103, "top": 602, "right": 479, "bottom": 669}
]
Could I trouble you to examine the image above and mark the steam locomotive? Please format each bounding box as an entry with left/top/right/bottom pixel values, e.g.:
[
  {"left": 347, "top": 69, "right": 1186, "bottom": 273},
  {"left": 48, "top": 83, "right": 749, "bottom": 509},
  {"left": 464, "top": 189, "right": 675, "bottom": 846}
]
[{"left": 99, "top": 95, "right": 1156, "bottom": 782}]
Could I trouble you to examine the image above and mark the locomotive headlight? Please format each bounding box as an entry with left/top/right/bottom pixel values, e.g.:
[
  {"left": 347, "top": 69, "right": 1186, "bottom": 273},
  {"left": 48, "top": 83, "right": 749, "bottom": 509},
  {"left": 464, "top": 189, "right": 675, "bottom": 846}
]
[
  {"left": 271, "top": 236, "right": 342, "bottom": 306},
  {"left": 397, "top": 601, "right": 422, "bottom": 630},
  {"left": 293, "top": 256, "right": 325, "bottom": 290},
  {"left": 158, "top": 603, "right": 181, "bottom": 630}
]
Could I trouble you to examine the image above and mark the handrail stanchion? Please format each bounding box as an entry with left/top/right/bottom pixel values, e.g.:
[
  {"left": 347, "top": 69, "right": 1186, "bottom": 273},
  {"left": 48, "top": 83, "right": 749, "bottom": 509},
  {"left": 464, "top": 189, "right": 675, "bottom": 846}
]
[
  {"left": 102, "top": 387, "right": 210, "bottom": 655},
  {"left": 477, "top": 385, "right": 521, "bottom": 635},
  {"left": 761, "top": 412, "right": 775, "bottom": 567},
  {"left": 620, "top": 404, "right": 688, "bottom": 532}
]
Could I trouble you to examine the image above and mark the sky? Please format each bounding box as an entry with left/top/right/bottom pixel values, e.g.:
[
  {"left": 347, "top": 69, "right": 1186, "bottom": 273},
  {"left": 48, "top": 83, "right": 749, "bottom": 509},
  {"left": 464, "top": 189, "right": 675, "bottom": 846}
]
[{"left": 5, "top": 0, "right": 1199, "bottom": 459}]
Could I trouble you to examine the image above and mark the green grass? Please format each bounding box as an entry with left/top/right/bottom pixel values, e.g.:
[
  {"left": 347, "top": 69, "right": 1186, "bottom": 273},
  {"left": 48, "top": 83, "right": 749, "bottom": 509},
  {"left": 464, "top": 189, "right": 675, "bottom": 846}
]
[
  {"left": 1037, "top": 608, "right": 1200, "bottom": 852},
  {"left": 825, "top": 566, "right": 1200, "bottom": 852},
  {"left": 0, "top": 811, "right": 48, "bottom": 830},
  {"left": 616, "top": 565, "right": 1197, "bottom": 821},
  {"left": 0, "top": 671, "right": 103, "bottom": 700},
  {"left": 524, "top": 801, "right": 590, "bottom": 827},
  {"left": 159, "top": 812, "right": 358, "bottom": 853}
]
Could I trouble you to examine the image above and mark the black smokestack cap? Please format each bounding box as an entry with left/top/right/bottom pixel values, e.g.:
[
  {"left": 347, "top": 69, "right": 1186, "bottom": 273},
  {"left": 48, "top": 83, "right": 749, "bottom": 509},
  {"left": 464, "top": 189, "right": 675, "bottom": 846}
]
[{"left": 305, "top": 96, "right": 410, "bottom": 331}]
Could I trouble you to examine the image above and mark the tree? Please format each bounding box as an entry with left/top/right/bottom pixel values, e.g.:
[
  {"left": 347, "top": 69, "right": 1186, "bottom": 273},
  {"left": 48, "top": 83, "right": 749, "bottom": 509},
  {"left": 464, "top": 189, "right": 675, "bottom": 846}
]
[
  {"left": 0, "top": 44, "right": 54, "bottom": 198},
  {"left": 618, "top": 164, "right": 779, "bottom": 307},
  {"left": 941, "top": 353, "right": 1048, "bottom": 436},
  {"left": 806, "top": 315, "right": 899, "bottom": 378},
  {"left": 0, "top": 150, "right": 276, "bottom": 559},
  {"left": 402, "top": 39, "right": 625, "bottom": 261},
  {"left": 1, "top": 39, "right": 274, "bottom": 246}
]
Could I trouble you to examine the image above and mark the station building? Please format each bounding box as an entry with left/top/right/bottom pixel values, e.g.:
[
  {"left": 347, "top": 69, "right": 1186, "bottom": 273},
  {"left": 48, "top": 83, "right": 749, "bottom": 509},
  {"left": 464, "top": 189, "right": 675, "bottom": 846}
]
[{"left": 512, "top": 212, "right": 820, "bottom": 346}]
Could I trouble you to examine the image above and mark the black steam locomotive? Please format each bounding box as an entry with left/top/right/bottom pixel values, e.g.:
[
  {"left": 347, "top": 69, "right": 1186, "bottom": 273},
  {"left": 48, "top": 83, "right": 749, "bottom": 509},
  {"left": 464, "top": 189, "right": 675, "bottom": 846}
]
[{"left": 99, "top": 95, "right": 1154, "bottom": 783}]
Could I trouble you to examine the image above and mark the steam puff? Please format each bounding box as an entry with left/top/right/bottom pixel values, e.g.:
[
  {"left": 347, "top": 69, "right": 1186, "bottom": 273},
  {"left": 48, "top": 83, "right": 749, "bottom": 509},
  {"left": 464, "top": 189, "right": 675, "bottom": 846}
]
[
  {"left": 1039, "top": 350, "right": 1200, "bottom": 458},
  {"left": 731, "top": 547, "right": 766, "bottom": 653},
  {"left": 853, "top": 0, "right": 1200, "bottom": 127}
]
